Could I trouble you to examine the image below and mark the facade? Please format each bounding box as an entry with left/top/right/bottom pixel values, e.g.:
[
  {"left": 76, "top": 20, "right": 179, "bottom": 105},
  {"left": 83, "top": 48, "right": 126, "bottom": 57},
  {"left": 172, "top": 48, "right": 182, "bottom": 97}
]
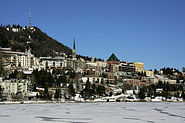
[
  {"left": 118, "top": 61, "right": 135, "bottom": 74},
  {"left": 145, "top": 70, "right": 154, "bottom": 77},
  {"left": 123, "top": 79, "right": 151, "bottom": 86},
  {"left": 123, "top": 79, "right": 141, "bottom": 86},
  {"left": 146, "top": 76, "right": 158, "bottom": 84},
  {"left": 86, "top": 61, "right": 106, "bottom": 76},
  {"left": 81, "top": 76, "right": 106, "bottom": 89},
  {"left": 133, "top": 62, "right": 144, "bottom": 72},
  {"left": 155, "top": 75, "right": 177, "bottom": 84},
  {"left": 183, "top": 67, "right": 185, "bottom": 73},
  {"left": 0, "top": 47, "right": 36, "bottom": 69},
  {"left": 0, "top": 78, "right": 31, "bottom": 99},
  {"left": 40, "top": 56, "right": 66, "bottom": 70},
  {"left": 11, "top": 49, "right": 35, "bottom": 69},
  {"left": 67, "top": 58, "right": 86, "bottom": 70},
  {"left": 107, "top": 53, "right": 120, "bottom": 73}
]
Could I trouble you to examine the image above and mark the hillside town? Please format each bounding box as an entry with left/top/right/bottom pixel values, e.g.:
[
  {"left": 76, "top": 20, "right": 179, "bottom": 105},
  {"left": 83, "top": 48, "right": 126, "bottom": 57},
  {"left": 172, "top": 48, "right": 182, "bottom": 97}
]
[{"left": 0, "top": 26, "right": 185, "bottom": 104}]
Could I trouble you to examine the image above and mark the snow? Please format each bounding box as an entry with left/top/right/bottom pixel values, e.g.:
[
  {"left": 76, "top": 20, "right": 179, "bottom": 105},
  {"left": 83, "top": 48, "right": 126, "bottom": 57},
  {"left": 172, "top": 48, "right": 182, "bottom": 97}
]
[
  {"left": 73, "top": 94, "right": 85, "bottom": 102},
  {"left": 36, "top": 87, "right": 44, "bottom": 91},
  {"left": 23, "top": 70, "right": 33, "bottom": 75},
  {"left": 81, "top": 77, "right": 88, "bottom": 83},
  {"left": 0, "top": 102, "right": 185, "bottom": 123},
  {"left": 151, "top": 96, "right": 165, "bottom": 102},
  {"left": 28, "top": 92, "right": 40, "bottom": 97}
]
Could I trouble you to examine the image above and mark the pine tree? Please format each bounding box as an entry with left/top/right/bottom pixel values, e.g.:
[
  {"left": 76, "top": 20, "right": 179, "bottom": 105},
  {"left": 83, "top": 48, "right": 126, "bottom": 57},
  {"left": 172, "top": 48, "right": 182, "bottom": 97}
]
[
  {"left": 0, "top": 85, "right": 3, "bottom": 99},
  {"left": 181, "top": 91, "right": 185, "bottom": 100},
  {"left": 84, "top": 78, "right": 92, "bottom": 98},
  {"left": 68, "top": 82, "right": 75, "bottom": 97},
  {"left": 92, "top": 83, "right": 96, "bottom": 96},
  {"left": 54, "top": 88, "right": 61, "bottom": 102},
  {"left": 44, "top": 85, "right": 51, "bottom": 100},
  {"left": 97, "top": 85, "right": 105, "bottom": 97},
  {"left": 138, "top": 87, "right": 146, "bottom": 99}
]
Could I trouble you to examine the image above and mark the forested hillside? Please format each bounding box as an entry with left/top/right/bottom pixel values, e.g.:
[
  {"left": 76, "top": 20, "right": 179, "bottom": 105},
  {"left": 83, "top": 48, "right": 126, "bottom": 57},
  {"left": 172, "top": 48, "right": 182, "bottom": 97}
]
[{"left": 0, "top": 25, "right": 72, "bottom": 57}]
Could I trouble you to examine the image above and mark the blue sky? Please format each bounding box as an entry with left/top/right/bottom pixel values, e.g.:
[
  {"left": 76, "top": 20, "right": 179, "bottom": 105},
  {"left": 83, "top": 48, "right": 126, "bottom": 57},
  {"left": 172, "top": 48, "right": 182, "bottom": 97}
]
[{"left": 0, "top": 0, "right": 185, "bottom": 71}]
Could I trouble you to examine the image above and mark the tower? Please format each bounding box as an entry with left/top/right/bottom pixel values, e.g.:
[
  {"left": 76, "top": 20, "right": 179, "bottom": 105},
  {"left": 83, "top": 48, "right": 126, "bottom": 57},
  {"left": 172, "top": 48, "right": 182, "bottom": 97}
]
[
  {"left": 29, "top": 9, "right": 32, "bottom": 28},
  {"left": 72, "top": 38, "right": 76, "bottom": 59}
]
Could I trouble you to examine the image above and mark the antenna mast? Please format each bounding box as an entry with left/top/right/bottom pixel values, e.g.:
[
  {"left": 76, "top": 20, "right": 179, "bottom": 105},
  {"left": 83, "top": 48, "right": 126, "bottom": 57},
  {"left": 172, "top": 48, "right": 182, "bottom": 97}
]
[{"left": 29, "top": 9, "right": 32, "bottom": 27}]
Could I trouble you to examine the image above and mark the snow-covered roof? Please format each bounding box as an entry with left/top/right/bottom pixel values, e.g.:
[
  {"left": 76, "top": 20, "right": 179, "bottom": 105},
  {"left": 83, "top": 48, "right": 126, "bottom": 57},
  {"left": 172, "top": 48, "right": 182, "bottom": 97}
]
[
  {"left": 81, "top": 77, "right": 88, "bottom": 83},
  {"left": 146, "top": 76, "right": 156, "bottom": 79},
  {"left": 23, "top": 70, "right": 33, "bottom": 75}
]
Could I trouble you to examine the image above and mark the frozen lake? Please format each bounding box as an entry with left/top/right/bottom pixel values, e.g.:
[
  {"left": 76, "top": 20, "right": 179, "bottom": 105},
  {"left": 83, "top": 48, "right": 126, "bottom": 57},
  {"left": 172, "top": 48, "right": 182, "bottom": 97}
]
[{"left": 0, "top": 102, "right": 185, "bottom": 123}]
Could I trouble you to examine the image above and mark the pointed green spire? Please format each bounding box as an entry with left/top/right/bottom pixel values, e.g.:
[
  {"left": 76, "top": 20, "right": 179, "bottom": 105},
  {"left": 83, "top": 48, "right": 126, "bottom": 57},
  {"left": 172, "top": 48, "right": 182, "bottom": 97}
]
[{"left": 107, "top": 53, "right": 119, "bottom": 61}]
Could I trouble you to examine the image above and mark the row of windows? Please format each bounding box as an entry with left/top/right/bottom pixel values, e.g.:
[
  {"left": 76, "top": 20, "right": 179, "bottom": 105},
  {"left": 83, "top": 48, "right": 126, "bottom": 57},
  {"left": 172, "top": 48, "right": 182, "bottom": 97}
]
[{"left": 46, "top": 62, "right": 63, "bottom": 67}]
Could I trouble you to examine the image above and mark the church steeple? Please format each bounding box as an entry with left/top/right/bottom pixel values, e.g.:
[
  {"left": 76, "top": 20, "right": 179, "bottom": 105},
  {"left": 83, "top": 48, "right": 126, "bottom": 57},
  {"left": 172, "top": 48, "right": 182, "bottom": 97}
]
[
  {"left": 73, "top": 38, "right": 76, "bottom": 51},
  {"left": 72, "top": 38, "right": 76, "bottom": 59}
]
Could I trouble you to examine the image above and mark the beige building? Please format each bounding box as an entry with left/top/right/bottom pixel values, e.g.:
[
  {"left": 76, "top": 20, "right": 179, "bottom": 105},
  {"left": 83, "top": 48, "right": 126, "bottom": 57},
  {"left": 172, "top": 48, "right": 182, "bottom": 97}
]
[
  {"left": 155, "top": 75, "right": 177, "bottom": 84},
  {"left": 0, "top": 78, "right": 31, "bottom": 98},
  {"left": 133, "top": 62, "right": 144, "bottom": 72},
  {"left": 146, "top": 76, "right": 158, "bottom": 84},
  {"left": 145, "top": 70, "right": 154, "bottom": 77},
  {"left": 123, "top": 78, "right": 150, "bottom": 86}
]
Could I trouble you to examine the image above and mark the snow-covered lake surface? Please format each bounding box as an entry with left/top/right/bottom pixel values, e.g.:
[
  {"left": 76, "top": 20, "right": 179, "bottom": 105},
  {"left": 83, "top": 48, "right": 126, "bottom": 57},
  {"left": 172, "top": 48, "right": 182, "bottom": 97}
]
[{"left": 0, "top": 102, "right": 185, "bottom": 123}]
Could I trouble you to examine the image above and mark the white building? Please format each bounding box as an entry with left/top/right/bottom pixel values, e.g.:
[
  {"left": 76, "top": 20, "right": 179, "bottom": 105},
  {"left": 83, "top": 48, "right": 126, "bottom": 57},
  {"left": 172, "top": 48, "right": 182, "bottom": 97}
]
[
  {"left": 155, "top": 75, "right": 176, "bottom": 84},
  {"left": 81, "top": 77, "right": 104, "bottom": 84},
  {"left": 0, "top": 78, "right": 31, "bottom": 98},
  {"left": 11, "top": 49, "right": 35, "bottom": 69},
  {"left": 0, "top": 47, "right": 36, "bottom": 70},
  {"left": 39, "top": 56, "right": 66, "bottom": 70}
]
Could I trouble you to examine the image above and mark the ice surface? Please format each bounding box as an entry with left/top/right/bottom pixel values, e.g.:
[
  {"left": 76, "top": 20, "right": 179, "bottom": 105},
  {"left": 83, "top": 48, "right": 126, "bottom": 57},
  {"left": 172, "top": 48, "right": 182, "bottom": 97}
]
[{"left": 0, "top": 102, "right": 185, "bottom": 123}]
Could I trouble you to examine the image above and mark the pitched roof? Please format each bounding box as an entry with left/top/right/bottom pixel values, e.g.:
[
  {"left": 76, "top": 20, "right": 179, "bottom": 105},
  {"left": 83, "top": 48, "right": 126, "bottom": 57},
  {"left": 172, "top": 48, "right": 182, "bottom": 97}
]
[{"left": 107, "top": 53, "right": 119, "bottom": 61}]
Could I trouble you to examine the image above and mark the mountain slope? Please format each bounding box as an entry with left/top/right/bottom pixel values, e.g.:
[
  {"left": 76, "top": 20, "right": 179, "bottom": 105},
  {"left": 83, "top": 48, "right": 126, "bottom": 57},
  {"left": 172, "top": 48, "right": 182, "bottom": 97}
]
[{"left": 0, "top": 25, "right": 72, "bottom": 57}]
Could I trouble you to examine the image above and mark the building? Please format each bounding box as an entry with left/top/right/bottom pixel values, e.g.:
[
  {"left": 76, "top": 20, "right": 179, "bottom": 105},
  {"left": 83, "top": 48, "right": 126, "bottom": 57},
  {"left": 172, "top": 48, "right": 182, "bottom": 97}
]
[
  {"left": 123, "top": 78, "right": 150, "bottom": 86},
  {"left": 86, "top": 60, "right": 106, "bottom": 76},
  {"left": 133, "top": 62, "right": 144, "bottom": 72},
  {"left": 40, "top": 56, "right": 66, "bottom": 70},
  {"left": 146, "top": 76, "right": 158, "bottom": 84},
  {"left": 118, "top": 61, "right": 135, "bottom": 74},
  {"left": 107, "top": 53, "right": 120, "bottom": 73},
  {"left": 11, "top": 48, "right": 35, "bottom": 69},
  {"left": 0, "top": 47, "right": 35, "bottom": 68},
  {"left": 66, "top": 39, "right": 87, "bottom": 71},
  {"left": 0, "top": 47, "right": 36, "bottom": 72},
  {"left": 155, "top": 75, "right": 176, "bottom": 84},
  {"left": 183, "top": 67, "right": 185, "bottom": 73},
  {"left": 0, "top": 78, "right": 32, "bottom": 99},
  {"left": 145, "top": 70, "right": 154, "bottom": 77},
  {"left": 67, "top": 58, "right": 86, "bottom": 71},
  {"left": 81, "top": 77, "right": 104, "bottom": 84},
  {"left": 67, "top": 38, "right": 78, "bottom": 70}
]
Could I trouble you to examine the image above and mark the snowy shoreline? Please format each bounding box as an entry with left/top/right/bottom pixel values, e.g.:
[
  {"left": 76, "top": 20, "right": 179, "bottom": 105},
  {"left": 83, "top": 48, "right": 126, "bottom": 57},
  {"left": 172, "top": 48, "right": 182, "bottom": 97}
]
[{"left": 0, "top": 100, "right": 184, "bottom": 105}]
